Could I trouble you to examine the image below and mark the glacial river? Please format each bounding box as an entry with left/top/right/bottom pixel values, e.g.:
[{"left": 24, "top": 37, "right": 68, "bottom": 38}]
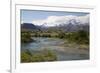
[{"left": 21, "top": 37, "right": 89, "bottom": 61}]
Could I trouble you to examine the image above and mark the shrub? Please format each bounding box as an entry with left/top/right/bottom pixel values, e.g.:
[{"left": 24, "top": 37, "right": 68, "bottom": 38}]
[
  {"left": 21, "top": 32, "right": 34, "bottom": 43},
  {"left": 66, "top": 30, "right": 89, "bottom": 44},
  {"left": 58, "top": 32, "right": 66, "bottom": 39}
]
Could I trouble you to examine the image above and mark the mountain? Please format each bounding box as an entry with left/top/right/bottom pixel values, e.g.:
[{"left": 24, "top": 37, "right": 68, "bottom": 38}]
[
  {"left": 60, "top": 19, "right": 89, "bottom": 32},
  {"left": 21, "top": 23, "right": 40, "bottom": 31},
  {"left": 21, "top": 20, "right": 89, "bottom": 32},
  {"left": 57, "top": 23, "right": 89, "bottom": 32},
  {"left": 44, "top": 19, "right": 89, "bottom": 32}
]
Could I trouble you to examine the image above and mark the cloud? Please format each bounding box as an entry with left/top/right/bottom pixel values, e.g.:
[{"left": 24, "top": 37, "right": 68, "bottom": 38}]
[
  {"left": 32, "top": 14, "right": 89, "bottom": 27},
  {"left": 77, "top": 15, "right": 89, "bottom": 24}
]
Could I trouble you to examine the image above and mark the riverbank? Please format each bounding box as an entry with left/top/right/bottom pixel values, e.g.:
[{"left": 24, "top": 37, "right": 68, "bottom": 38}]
[{"left": 21, "top": 37, "right": 89, "bottom": 62}]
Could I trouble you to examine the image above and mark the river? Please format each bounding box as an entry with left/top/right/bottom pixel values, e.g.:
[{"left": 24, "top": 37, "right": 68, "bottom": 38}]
[{"left": 21, "top": 37, "right": 89, "bottom": 61}]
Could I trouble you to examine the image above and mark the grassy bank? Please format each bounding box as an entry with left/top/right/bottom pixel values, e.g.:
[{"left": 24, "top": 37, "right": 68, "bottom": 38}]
[
  {"left": 21, "top": 32, "right": 34, "bottom": 43},
  {"left": 22, "top": 30, "right": 89, "bottom": 45},
  {"left": 21, "top": 49, "right": 57, "bottom": 63}
]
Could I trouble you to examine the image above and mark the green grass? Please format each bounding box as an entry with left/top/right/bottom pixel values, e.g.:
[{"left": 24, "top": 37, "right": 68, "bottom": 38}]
[
  {"left": 21, "top": 30, "right": 89, "bottom": 44},
  {"left": 66, "top": 30, "right": 89, "bottom": 44},
  {"left": 21, "top": 49, "right": 57, "bottom": 63},
  {"left": 21, "top": 32, "right": 34, "bottom": 43}
]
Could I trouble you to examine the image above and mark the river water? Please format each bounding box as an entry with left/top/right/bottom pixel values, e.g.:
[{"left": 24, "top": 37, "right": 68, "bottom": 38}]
[{"left": 21, "top": 37, "right": 89, "bottom": 61}]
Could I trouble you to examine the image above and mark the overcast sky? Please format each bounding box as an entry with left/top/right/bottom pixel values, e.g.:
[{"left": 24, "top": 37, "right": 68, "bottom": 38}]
[{"left": 21, "top": 10, "right": 89, "bottom": 26}]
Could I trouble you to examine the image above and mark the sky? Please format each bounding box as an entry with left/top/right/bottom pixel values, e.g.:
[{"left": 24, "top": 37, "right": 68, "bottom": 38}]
[{"left": 21, "top": 9, "right": 89, "bottom": 26}]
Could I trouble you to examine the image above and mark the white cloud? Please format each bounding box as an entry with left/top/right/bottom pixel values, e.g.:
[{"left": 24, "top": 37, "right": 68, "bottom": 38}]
[
  {"left": 77, "top": 15, "right": 89, "bottom": 24},
  {"left": 32, "top": 14, "right": 89, "bottom": 27}
]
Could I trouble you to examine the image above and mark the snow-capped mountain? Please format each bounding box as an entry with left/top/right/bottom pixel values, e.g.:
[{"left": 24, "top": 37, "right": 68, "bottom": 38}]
[
  {"left": 32, "top": 15, "right": 89, "bottom": 27},
  {"left": 21, "top": 15, "right": 89, "bottom": 32}
]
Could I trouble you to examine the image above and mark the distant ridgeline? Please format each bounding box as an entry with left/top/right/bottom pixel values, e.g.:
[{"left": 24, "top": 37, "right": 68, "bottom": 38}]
[{"left": 21, "top": 22, "right": 89, "bottom": 32}]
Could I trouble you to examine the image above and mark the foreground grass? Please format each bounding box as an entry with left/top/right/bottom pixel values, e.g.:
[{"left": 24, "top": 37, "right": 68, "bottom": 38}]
[{"left": 21, "top": 49, "right": 57, "bottom": 63}]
